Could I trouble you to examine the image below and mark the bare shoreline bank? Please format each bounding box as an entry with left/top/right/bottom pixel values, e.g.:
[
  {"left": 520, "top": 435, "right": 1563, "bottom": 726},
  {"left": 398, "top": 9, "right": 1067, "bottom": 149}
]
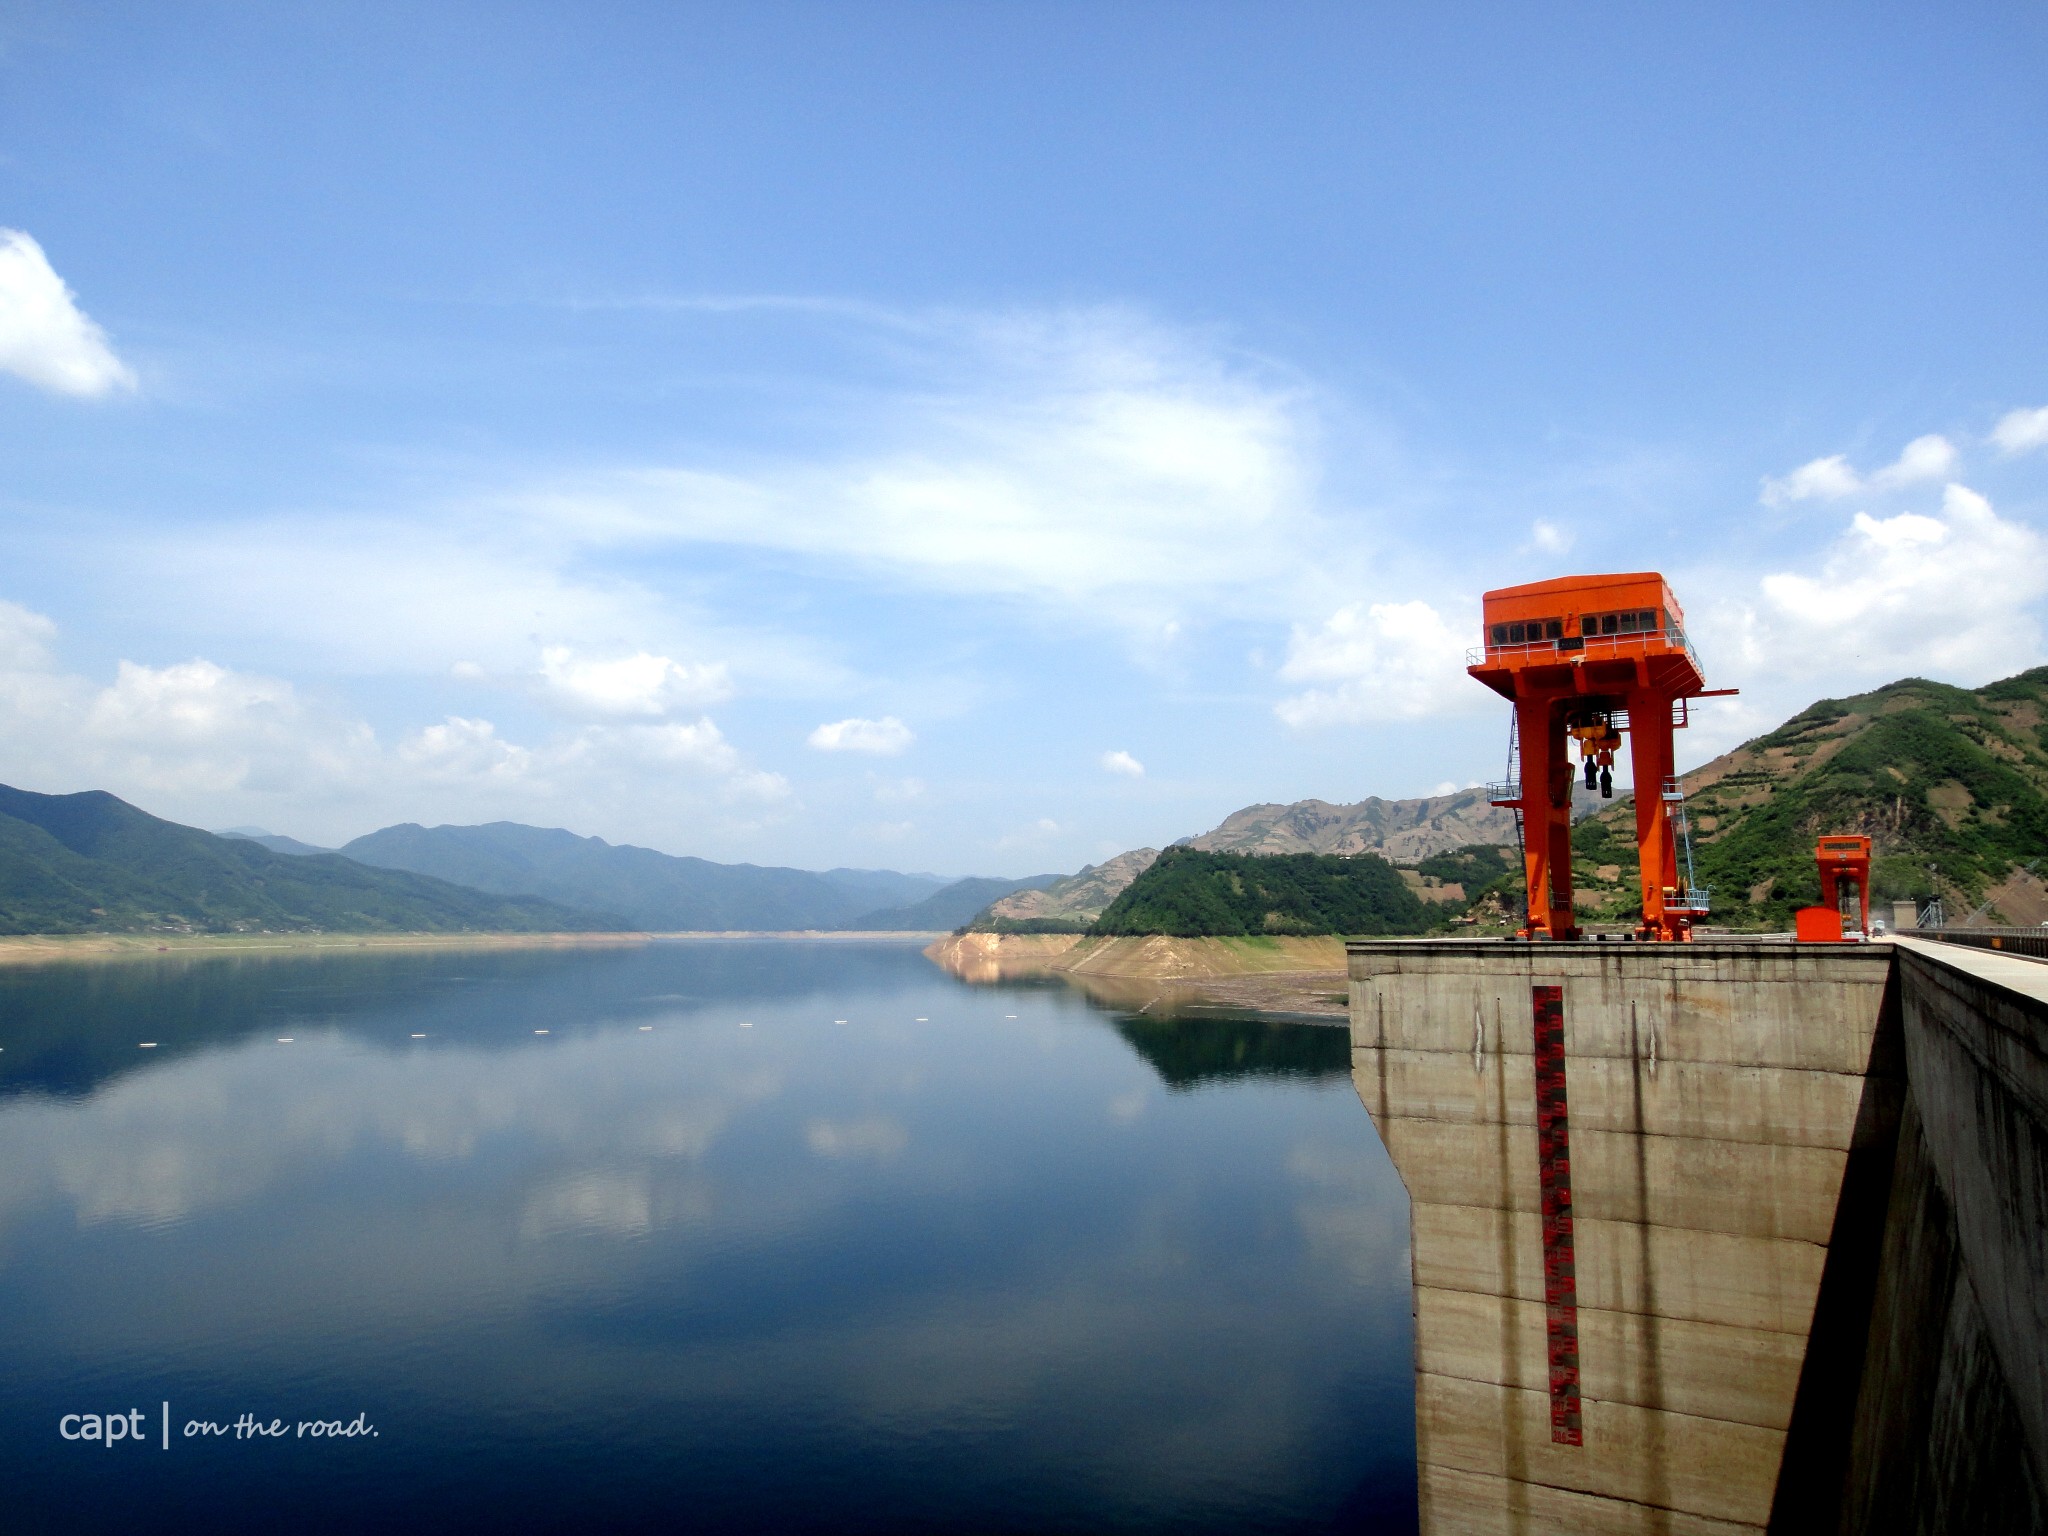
[{"left": 923, "top": 931, "right": 1351, "bottom": 1020}]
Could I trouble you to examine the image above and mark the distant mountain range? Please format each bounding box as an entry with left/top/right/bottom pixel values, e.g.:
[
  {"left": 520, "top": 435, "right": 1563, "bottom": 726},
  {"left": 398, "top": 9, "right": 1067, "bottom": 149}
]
[
  {"left": 1186, "top": 788, "right": 1518, "bottom": 860},
  {"left": 337, "top": 822, "right": 953, "bottom": 932},
  {"left": 0, "top": 787, "right": 611, "bottom": 936},
  {"left": 850, "top": 873, "right": 1062, "bottom": 931},
  {"left": 217, "top": 827, "right": 338, "bottom": 858},
  {"left": 18, "top": 667, "right": 2039, "bottom": 940},
  {"left": 975, "top": 788, "right": 1522, "bottom": 929}
]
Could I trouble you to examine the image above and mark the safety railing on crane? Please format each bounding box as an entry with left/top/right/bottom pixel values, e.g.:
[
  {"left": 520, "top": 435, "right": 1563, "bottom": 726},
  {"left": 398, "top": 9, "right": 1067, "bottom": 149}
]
[
  {"left": 1660, "top": 775, "right": 1711, "bottom": 915},
  {"left": 1466, "top": 627, "right": 1702, "bottom": 672}
]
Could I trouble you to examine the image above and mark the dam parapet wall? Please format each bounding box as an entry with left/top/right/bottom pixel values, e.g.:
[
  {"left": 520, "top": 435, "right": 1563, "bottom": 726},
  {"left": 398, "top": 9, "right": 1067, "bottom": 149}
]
[{"left": 1348, "top": 936, "right": 2046, "bottom": 1534}]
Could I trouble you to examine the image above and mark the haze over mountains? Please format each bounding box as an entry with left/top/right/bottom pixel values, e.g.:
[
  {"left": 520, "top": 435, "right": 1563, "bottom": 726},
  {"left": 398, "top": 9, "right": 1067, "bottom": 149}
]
[
  {"left": 0, "top": 787, "right": 609, "bottom": 936},
  {"left": 338, "top": 822, "right": 958, "bottom": 933},
  {"left": 6, "top": 667, "right": 2043, "bottom": 937}
]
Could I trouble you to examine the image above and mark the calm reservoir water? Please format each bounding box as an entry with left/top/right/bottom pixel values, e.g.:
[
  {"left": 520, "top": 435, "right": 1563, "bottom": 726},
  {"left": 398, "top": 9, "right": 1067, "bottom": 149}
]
[{"left": 0, "top": 940, "right": 1415, "bottom": 1533}]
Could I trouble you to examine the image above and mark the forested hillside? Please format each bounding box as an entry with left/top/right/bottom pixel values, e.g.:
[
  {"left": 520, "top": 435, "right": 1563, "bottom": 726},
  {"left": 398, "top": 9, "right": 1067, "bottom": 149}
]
[
  {"left": 1090, "top": 847, "right": 1433, "bottom": 937},
  {"left": 1567, "top": 667, "right": 2048, "bottom": 928}
]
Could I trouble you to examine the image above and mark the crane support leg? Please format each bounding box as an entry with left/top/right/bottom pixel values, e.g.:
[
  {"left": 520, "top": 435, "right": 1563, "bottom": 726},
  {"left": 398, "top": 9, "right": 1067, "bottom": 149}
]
[
  {"left": 1516, "top": 696, "right": 1579, "bottom": 940},
  {"left": 1626, "top": 689, "right": 1682, "bottom": 940}
]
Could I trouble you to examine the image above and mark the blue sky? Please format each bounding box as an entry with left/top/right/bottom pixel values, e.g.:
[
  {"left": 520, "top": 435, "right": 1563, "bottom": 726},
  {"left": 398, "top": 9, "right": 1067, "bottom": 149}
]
[{"left": 3, "top": 2, "right": 2046, "bottom": 874}]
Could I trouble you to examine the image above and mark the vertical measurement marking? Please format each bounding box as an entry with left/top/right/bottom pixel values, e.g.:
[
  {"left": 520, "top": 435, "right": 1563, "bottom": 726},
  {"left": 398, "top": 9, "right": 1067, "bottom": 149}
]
[{"left": 1532, "top": 983, "right": 1583, "bottom": 1446}]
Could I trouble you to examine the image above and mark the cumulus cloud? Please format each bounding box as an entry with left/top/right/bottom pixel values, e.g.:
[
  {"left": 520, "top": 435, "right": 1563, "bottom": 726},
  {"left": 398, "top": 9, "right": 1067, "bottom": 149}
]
[
  {"left": 0, "top": 600, "right": 787, "bottom": 836},
  {"left": 807, "top": 715, "right": 913, "bottom": 755},
  {"left": 1530, "top": 519, "right": 1571, "bottom": 554},
  {"left": 1731, "top": 484, "right": 2048, "bottom": 683},
  {"left": 1760, "top": 435, "right": 1959, "bottom": 506},
  {"left": 536, "top": 646, "right": 732, "bottom": 716},
  {"left": 1100, "top": 750, "right": 1145, "bottom": 778},
  {"left": 0, "top": 599, "right": 57, "bottom": 668},
  {"left": 1274, "top": 600, "right": 1483, "bottom": 726},
  {"left": 1871, "top": 434, "right": 1958, "bottom": 488},
  {"left": 1760, "top": 454, "right": 1860, "bottom": 506},
  {"left": 397, "top": 716, "right": 532, "bottom": 784},
  {"left": 1992, "top": 405, "right": 2048, "bottom": 457},
  {"left": 0, "top": 230, "right": 136, "bottom": 397}
]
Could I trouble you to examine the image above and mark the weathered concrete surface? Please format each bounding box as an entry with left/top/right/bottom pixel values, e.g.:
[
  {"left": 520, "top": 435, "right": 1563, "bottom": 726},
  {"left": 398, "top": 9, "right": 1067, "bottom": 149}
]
[
  {"left": 1814, "top": 939, "right": 2048, "bottom": 1534},
  {"left": 1350, "top": 939, "right": 1895, "bottom": 1535}
]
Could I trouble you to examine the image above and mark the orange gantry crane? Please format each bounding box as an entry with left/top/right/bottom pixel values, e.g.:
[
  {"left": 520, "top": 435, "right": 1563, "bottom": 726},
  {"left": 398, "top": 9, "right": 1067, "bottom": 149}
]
[
  {"left": 1797, "top": 834, "right": 1873, "bottom": 942},
  {"left": 1468, "top": 572, "right": 1733, "bottom": 941}
]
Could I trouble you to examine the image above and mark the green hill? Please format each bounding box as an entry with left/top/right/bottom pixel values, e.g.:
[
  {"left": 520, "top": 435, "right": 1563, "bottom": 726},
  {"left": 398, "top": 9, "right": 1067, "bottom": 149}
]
[
  {"left": 1090, "top": 846, "right": 1432, "bottom": 937},
  {"left": 0, "top": 785, "right": 618, "bottom": 935},
  {"left": 1566, "top": 666, "right": 2048, "bottom": 929}
]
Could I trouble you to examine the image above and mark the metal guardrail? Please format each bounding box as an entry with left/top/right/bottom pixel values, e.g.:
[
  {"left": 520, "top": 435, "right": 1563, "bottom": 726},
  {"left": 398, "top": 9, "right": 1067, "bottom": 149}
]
[
  {"left": 1483, "top": 781, "right": 1521, "bottom": 806},
  {"left": 1465, "top": 629, "right": 1701, "bottom": 672},
  {"left": 1915, "top": 927, "right": 2048, "bottom": 960}
]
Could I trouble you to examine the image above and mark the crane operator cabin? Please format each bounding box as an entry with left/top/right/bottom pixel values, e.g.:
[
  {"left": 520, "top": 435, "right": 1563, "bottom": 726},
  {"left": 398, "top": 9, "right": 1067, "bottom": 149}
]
[{"left": 1468, "top": 572, "right": 1731, "bottom": 942}]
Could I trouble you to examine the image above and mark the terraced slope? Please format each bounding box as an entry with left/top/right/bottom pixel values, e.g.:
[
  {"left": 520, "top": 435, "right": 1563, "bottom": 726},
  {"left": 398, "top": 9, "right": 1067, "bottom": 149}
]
[{"left": 1569, "top": 667, "right": 2048, "bottom": 928}]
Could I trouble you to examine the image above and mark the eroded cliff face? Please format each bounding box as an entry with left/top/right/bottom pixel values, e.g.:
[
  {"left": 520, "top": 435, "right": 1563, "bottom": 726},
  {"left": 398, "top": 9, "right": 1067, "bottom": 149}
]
[
  {"left": 926, "top": 932, "right": 1345, "bottom": 979},
  {"left": 981, "top": 849, "right": 1160, "bottom": 925},
  {"left": 923, "top": 932, "right": 1350, "bottom": 1017},
  {"left": 920, "top": 931, "right": 1087, "bottom": 982},
  {"left": 1189, "top": 790, "right": 1517, "bottom": 862}
]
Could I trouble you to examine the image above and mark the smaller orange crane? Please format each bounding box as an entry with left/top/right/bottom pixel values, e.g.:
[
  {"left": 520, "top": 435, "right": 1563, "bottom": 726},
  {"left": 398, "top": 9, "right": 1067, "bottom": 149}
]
[{"left": 1796, "top": 835, "right": 1872, "bottom": 942}]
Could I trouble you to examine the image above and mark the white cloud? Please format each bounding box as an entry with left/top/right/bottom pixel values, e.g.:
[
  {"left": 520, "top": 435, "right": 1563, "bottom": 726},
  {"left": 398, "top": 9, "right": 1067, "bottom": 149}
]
[
  {"left": 0, "top": 600, "right": 788, "bottom": 838},
  {"left": 1992, "top": 405, "right": 2048, "bottom": 457},
  {"left": 1530, "top": 519, "right": 1571, "bottom": 553},
  {"left": 1274, "top": 600, "right": 1484, "bottom": 726},
  {"left": 536, "top": 646, "right": 732, "bottom": 716},
  {"left": 397, "top": 716, "right": 533, "bottom": 784},
  {"left": 1760, "top": 454, "right": 1860, "bottom": 506},
  {"left": 807, "top": 715, "right": 914, "bottom": 755},
  {"left": 1100, "top": 749, "right": 1145, "bottom": 778},
  {"left": 0, "top": 230, "right": 136, "bottom": 397},
  {"left": 0, "top": 599, "right": 59, "bottom": 670},
  {"left": 1870, "top": 434, "right": 1957, "bottom": 488},
  {"left": 1761, "top": 435, "right": 1959, "bottom": 506},
  {"left": 508, "top": 309, "right": 1326, "bottom": 628},
  {"left": 1732, "top": 484, "right": 2048, "bottom": 683}
]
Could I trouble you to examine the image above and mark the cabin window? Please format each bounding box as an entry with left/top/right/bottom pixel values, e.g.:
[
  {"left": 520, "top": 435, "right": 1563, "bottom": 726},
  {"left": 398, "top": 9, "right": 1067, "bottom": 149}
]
[
  {"left": 1618, "top": 612, "right": 1638, "bottom": 634},
  {"left": 1581, "top": 616, "right": 1598, "bottom": 638},
  {"left": 1544, "top": 619, "right": 1562, "bottom": 640},
  {"left": 1640, "top": 609, "right": 1659, "bottom": 631},
  {"left": 1508, "top": 622, "right": 1524, "bottom": 643},
  {"left": 1491, "top": 624, "right": 1508, "bottom": 645},
  {"left": 1601, "top": 613, "right": 1618, "bottom": 634}
]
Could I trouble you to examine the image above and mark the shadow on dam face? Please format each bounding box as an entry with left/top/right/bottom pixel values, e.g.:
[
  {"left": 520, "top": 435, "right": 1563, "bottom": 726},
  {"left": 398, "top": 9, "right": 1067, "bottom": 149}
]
[{"left": 1351, "top": 936, "right": 2048, "bottom": 1535}]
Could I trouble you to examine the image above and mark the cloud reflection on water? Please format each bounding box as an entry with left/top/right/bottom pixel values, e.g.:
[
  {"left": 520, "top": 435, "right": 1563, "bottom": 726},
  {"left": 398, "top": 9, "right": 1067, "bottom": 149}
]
[{"left": 0, "top": 944, "right": 1415, "bottom": 1532}]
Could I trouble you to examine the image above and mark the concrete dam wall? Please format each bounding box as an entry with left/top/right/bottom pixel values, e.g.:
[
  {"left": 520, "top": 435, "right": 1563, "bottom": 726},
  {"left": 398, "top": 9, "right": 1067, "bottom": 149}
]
[{"left": 1347, "top": 935, "right": 2048, "bottom": 1534}]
